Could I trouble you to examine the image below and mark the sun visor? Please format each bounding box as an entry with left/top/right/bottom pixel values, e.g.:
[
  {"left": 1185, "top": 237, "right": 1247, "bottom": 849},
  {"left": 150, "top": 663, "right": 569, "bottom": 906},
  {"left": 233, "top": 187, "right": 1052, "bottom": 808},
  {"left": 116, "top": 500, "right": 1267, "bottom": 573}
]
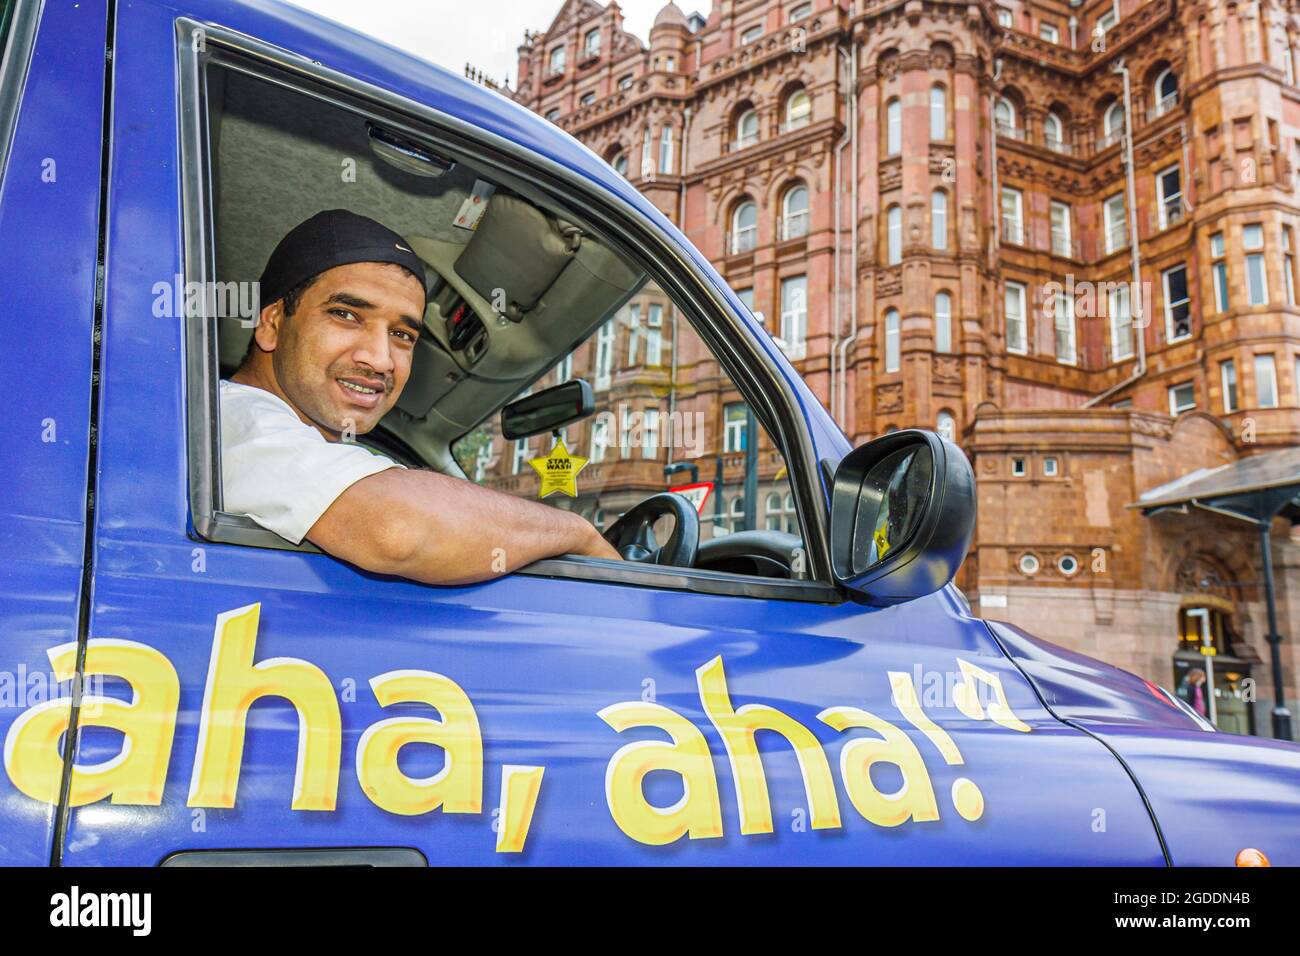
[{"left": 453, "top": 193, "right": 581, "bottom": 321}]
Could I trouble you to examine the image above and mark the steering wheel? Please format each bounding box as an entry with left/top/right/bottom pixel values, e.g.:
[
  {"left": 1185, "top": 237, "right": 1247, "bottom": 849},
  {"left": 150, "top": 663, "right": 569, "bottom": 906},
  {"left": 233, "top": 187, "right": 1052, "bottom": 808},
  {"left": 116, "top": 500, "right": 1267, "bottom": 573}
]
[{"left": 602, "top": 492, "right": 700, "bottom": 567}]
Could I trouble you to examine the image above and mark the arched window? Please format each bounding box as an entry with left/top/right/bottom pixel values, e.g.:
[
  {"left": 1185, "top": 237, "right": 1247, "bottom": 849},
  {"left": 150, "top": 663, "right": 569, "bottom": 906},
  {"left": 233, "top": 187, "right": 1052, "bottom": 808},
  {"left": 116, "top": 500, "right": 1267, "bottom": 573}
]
[
  {"left": 931, "top": 189, "right": 948, "bottom": 250},
  {"left": 548, "top": 46, "right": 566, "bottom": 75},
  {"left": 781, "top": 183, "right": 809, "bottom": 240},
  {"left": 886, "top": 98, "right": 902, "bottom": 155},
  {"left": 1153, "top": 69, "right": 1178, "bottom": 116},
  {"left": 583, "top": 28, "right": 600, "bottom": 58},
  {"left": 728, "top": 496, "right": 747, "bottom": 534},
  {"left": 995, "top": 97, "right": 1016, "bottom": 136},
  {"left": 641, "top": 125, "right": 654, "bottom": 176},
  {"left": 886, "top": 205, "right": 902, "bottom": 264},
  {"left": 1044, "top": 111, "right": 1065, "bottom": 151},
  {"left": 659, "top": 125, "right": 674, "bottom": 174},
  {"left": 735, "top": 108, "right": 759, "bottom": 149},
  {"left": 785, "top": 89, "right": 811, "bottom": 130},
  {"left": 936, "top": 410, "right": 956, "bottom": 442},
  {"left": 611, "top": 153, "right": 628, "bottom": 176},
  {"left": 732, "top": 200, "right": 757, "bottom": 253},
  {"left": 884, "top": 309, "right": 901, "bottom": 372},
  {"left": 930, "top": 86, "right": 947, "bottom": 141},
  {"left": 764, "top": 492, "right": 798, "bottom": 533},
  {"left": 935, "top": 291, "right": 952, "bottom": 353},
  {"left": 1102, "top": 102, "right": 1125, "bottom": 145}
]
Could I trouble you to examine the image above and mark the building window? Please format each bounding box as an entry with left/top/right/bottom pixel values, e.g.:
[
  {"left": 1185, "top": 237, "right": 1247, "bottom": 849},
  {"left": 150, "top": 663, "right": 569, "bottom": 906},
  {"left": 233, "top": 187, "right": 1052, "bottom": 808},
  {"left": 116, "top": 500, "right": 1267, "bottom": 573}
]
[
  {"left": 765, "top": 491, "right": 797, "bottom": 534},
  {"left": 1109, "top": 283, "right": 1133, "bottom": 362},
  {"left": 1255, "top": 353, "right": 1279, "bottom": 408},
  {"left": 1097, "top": 9, "right": 1117, "bottom": 33},
  {"left": 659, "top": 125, "right": 674, "bottom": 174},
  {"left": 1156, "top": 164, "right": 1183, "bottom": 229},
  {"left": 779, "top": 275, "right": 807, "bottom": 358},
  {"left": 1050, "top": 201, "right": 1072, "bottom": 257},
  {"left": 1039, "top": 22, "right": 1059, "bottom": 43},
  {"left": 545, "top": 108, "right": 561, "bottom": 122},
  {"left": 618, "top": 74, "right": 633, "bottom": 91},
  {"left": 512, "top": 437, "right": 530, "bottom": 474},
  {"left": 640, "top": 125, "right": 653, "bottom": 178},
  {"left": 1211, "top": 232, "right": 1228, "bottom": 312},
  {"left": 556, "top": 351, "right": 573, "bottom": 383},
  {"left": 664, "top": 55, "right": 676, "bottom": 71},
  {"left": 1102, "top": 102, "right": 1124, "bottom": 147},
  {"left": 594, "top": 320, "right": 614, "bottom": 388},
  {"left": 1018, "top": 553, "right": 1040, "bottom": 575},
  {"left": 1168, "top": 382, "right": 1195, "bottom": 415},
  {"left": 1104, "top": 193, "right": 1127, "bottom": 254},
  {"left": 1000, "top": 187, "right": 1023, "bottom": 245},
  {"left": 931, "top": 190, "right": 948, "bottom": 250},
  {"left": 781, "top": 183, "right": 809, "bottom": 240},
  {"left": 548, "top": 46, "right": 566, "bottom": 75},
  {"left": 886, "top": 205, "right": 902, "bottom": 264},
  {"left": 1011, "top": 456, "right": 1026, "bottom": 477},
  {"left": 886, "top": 98, "right": 902, "bottom": 155},
  {"left": 1052, "top": 291, "right": 1076, "bottom": 365},
  {"left": 641, "top": 408, "right": 660, "bottom": 459},
  {"left": 735, "top": 108, "right": 759, "bottom": 150},
  {"left": 724, "top": 403, "right": 748, "bottom": 452},
  {"left": 731, "top": 200, "right": 757, "bottom": 253},
  {"left": 626, "top": 303, "right": 641, "bottom": 365},
  {"left": 1244, "top": 224, "right": 1268, "bottom": 305},
  {"left": 579, "top": 91, "right": 596, "bottom": 106},
  {"left": 590, "top": 417, "right": 609, "bottom": 462},
  {"left": 735, "top": 287, "right": 755, "bottom": 314},
  {"left": 935, "top": 291, "right": 952, "bottom": 353},
  {"left": 930, "top": 85, "right": 946, "bottom": 141},
  {"left": 790, "top": 2, "right": 812, "bottom": 21},
  {"left": 1043, "top": 457, "right": 1059, "bottom": 477},
  {"left": 994, "top": 96, "right": 1017, "bottom": 137},
  {"left": 1044, "top": 111, "right": 1066, "bottom": 153},
  {"left": 612, "top": 152, "right": 628, "bottom": 176},
  {"left": 728, "top": 496, "right": 747, "bottom": 534},
  {"left": 1221, "top": 359, "right": 1238, "bottom": 413},
  {"left": 785, "top": 89, "right": 811, "bottom": 130},
  {"left": 645, "top": 304, "right": 663, "bottom": 366},
  {"left": 936, "top": 410, "right": 956, "bottom": 442},
  {"left": 997, "top": 7, "right": 1012, "bottom": 28},
  {"left": 740, "top": 24, "right": 762, "bottom": 44},
  {"left": 1284, "top": 226, "right": 1297, "bottom": 306},
  {"left": 1058, "top": 554, "right": 1079, "bottom": 575},
  {"left": 1163, "top": 264, "right": 1191, "bottom": 342},
  {"left": 884, "top": 309, "right": 901, "bottom": 372},
  {"left": 1005, "top": 281, "right": 1027, "bottom": 354},
  {"left": 1152, "top": 69, "right": 1178, "bottom": 117},
  {"left": 583, "top": 28, "right": 600, "bottom": 58}
]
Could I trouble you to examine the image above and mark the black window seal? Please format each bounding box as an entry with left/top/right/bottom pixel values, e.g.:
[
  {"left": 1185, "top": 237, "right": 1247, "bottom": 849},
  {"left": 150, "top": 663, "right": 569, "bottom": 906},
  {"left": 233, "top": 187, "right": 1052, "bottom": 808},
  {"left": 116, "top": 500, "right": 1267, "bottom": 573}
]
[
  {"left": 0, "top": 0, "right": 44, "bottom": 189},
  {"left": 175, "top": 18, "right": 839, "bottom": 599}
]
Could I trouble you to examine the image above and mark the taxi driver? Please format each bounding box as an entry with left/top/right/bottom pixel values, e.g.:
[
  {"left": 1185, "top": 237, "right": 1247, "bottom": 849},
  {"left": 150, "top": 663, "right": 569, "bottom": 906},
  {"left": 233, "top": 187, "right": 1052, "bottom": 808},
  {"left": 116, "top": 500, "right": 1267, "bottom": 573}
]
[{"left": 221, "top": 209, "right": 620, "bottom": 584}]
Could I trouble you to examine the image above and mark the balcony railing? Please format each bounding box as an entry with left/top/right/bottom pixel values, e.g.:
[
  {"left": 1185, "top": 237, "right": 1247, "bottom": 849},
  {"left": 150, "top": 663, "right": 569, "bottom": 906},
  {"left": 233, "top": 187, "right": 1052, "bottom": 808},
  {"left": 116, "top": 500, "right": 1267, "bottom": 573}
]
[
  {"left": 1097, "top": 128, "right": 1124, "bottom": 150},
  {"left": 1001, "top": 217, "right": 1024, "bottom": 245},
  {"left": 1160, "top": 197, "right": 1185, "bottom": 229},
  {"left": 1050, "top": 230, "right": 1080, "bottom": 258},
  {"left": 778, "top": 213, "right": 808, "bottom": 241},
  {"left": 1148, "top": 92, "right": 1178, "bottom": 121},
  {"left": 728, "top": 132, "right": 759, "bottom": 152},
  {"left": 730, "top": 229, "right": 757, "bottom": 255},
  {"left": 778, "top": 117, "right": 811, "bottom": 134},
  {"left": 1104, "top": 222, "right": 1128, "bottom": 254},
  {"left": 996, "top": 121, "right": 1023, "bottom": 140},
  {"left": 1046, "top": 138, "right": 1074, "bottom": 155}
]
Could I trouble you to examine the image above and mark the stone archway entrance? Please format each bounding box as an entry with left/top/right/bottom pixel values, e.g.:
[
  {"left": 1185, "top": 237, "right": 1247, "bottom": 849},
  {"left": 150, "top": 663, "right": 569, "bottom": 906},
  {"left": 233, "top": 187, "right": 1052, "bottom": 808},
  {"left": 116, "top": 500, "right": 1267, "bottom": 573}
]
[{"left": 1173, "top": 556, "right": 1259, "bottom": 735}]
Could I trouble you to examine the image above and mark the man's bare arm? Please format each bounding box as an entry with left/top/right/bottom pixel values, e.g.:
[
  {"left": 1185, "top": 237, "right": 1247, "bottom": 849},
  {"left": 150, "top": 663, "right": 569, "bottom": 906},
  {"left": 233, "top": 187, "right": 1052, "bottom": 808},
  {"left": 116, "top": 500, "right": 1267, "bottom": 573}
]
[{"left": 306, "top": 467, "right": 621, "bottom": 585}]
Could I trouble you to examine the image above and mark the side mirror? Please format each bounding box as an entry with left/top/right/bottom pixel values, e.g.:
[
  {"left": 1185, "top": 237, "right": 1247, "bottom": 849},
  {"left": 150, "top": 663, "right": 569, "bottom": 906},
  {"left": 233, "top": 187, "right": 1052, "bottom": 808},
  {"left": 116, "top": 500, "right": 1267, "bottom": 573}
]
[
  {"left": 829, "top": 429, "right": 975, "bottom": 605},
  {"left": 501, "top": 379, "right": 594, "bottom": 440}
]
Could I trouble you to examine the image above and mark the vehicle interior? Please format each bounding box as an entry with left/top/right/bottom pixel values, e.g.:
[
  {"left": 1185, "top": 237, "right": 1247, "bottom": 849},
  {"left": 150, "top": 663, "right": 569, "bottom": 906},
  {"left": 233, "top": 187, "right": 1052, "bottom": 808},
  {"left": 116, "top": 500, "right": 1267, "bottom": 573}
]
[{"left": 204, "top": 60, "right": 807, "bottom": 580}]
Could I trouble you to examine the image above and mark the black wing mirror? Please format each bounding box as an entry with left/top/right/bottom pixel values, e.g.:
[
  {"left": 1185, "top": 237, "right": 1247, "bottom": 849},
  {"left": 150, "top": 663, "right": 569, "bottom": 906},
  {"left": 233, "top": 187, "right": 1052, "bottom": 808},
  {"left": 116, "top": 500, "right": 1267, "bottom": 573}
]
[
  {"left": 829, "top": 429, "right": 975, "bottom": 605},
  {"left": 501, "top": 379, "right": 594, "bottom": 440}
]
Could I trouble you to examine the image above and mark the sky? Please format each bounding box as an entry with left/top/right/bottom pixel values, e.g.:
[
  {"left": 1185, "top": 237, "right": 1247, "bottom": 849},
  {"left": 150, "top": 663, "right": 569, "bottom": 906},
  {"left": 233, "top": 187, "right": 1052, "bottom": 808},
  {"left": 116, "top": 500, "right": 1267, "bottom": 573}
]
[{"left": 285, "top": 0, "right": 683, "bottom": 89}]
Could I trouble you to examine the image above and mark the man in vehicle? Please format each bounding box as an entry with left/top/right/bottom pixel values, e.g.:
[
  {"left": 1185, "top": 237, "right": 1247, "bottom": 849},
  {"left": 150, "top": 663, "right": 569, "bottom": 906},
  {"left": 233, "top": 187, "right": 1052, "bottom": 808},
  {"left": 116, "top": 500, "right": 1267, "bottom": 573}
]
[{"left": 222, "top": 209, "right": 620, "bottom": 585}]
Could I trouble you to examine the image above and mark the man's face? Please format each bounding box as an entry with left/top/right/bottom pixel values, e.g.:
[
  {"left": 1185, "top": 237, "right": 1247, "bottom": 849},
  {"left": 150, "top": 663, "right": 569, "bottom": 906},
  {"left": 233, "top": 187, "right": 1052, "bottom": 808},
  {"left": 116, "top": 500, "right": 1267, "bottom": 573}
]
[{"left": 257, "top": 262, "right": 425, "bottom": 438}]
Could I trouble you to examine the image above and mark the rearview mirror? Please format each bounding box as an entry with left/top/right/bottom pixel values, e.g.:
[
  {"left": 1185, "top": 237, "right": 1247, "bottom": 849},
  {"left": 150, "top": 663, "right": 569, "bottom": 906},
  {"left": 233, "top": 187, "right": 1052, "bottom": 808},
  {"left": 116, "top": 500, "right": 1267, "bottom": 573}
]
[
  {"left": 501, "top": 379, "right": 594, "bottom": 440},
  {"left": 829, "top": 429, "right": 975, "bottom": 605}
]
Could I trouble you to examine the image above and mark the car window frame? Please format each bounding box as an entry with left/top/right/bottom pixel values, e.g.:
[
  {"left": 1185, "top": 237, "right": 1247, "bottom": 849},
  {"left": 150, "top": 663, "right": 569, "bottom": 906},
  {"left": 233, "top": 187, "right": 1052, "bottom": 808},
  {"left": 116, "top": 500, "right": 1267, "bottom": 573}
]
[
  {"left": 175, "top": 19, "right": 839, "bottom": 603},
  {"left": 0, "top": 0, "right": 44, "bottom": 189}
]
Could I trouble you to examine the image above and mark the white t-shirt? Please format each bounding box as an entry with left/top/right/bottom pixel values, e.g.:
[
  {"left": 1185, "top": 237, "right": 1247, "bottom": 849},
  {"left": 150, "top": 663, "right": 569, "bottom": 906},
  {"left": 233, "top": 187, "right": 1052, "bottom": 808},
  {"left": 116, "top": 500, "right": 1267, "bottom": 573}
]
[{"left": 219, "top": 379, "right": 404, "bottom": 545}]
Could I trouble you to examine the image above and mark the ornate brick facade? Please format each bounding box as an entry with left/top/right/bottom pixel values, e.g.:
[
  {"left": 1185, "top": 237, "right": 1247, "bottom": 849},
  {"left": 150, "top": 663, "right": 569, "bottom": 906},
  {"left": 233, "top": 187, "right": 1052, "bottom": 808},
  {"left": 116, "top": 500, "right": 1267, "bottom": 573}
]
[{"left": 502, "top": 0, "right": 1300, "bottom": 732}]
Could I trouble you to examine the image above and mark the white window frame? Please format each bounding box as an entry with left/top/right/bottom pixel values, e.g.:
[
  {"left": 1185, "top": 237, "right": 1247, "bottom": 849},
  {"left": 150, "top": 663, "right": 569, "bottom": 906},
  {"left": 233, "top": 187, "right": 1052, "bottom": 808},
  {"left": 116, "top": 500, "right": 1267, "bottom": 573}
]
[
  {"left": 1005, "top": 281, "right": 1027, "bottom": 354},
  {"left": 1221, "top": 359, "right": 1237, "bottom": 413},
  {"left": 658, "top": 125, "right": 674, "bottom": 174},
  {"left": 884, "top": 308, "right": 901, "bottom": 372},
  {"left": 886, "top": 98, "right": 902, "bottom": 155},
  {"left": 740, "top": 24, "right": 762, "bottom": 44},
  {"left": 641, "top": 408, "right": 660, "bottom": 459},
  {"left": 583, "top": 28, "right": 600, "bottom": 58},
  {"left": 1152, "top": 69, "right": 1177, "bottom": 116},
  {"left": 1039, "top": 22, "right": 1059, "bottom": 43},
  {"left": 1001, "top": 186, "right": 1024, "bottom": 245},
  {"left": 780, "top": 275, "right": 808, "bottom": 358},
  {"left": 887, "top": 205, "right": 902, "bottom": 264},
  {"left": 1044, "top": 112, "right": 1066, "bottom": 152},
  {"left": 1052, "top": 291, "right": 1076, "bottom": 365},
  {"left": 995, "top": 97, "right": 1017, "bottom": 137},
  {"left": 1168, "top": 383, "right": 1195, "bottom": 415},
  {"left": 1103, "top": 193, "right": 1127, "bottom": 254},
  {"left": 512, "top": 437, "right": 530, "bottom": 474},
  {"left": 591, "top": 417, "right": 609, "bottom": 462},
  {"left": 1211, "top": 232, "right": 1228, "bottom": 312},
  {"left": 731, "top": 200, "right": 757, "bottom": 253},
  {"left": 594, "top": 319, "right": 615, "bottom": 388},
  {"left": 723, "top": 403, "right": 747, "bottom": 453},
  {"left": 781, "top": 184, "right": 809, "bottom": 240},
  {"left": 930, "top": 86, "right": 946, "bottom": 141},
  {"left": 935, "top": 291, "right": 952, "bottom": 353},
  {"left": 1156, "top": 164, "right": 1183, "bottom": 229},
  {"left": 645, "top": 303, "right": 663, "bottom": 366},
  {"left": 931, "top": 190, "right": 948, "bottom": 250},
  {"left": 1050, "top": 200, "right": 1072, "bottom": 257},
  {"left": 1255, "top": 353, "right": 1279, "bottom": 408},
  {"left": 626, "top": 303, "right": 641, "bottom": 365},
  {"left": 1109, "top": 283, "right": 1133, "bottom": 362},
  {"left": 1244, "top": 224, "right": 1268, "bottom": 305},
  {"left": 1162, "top": 264, "right": 1192, "bottom": 342},
  {"left": 785, "top": 89, "right": 811, "bottom": 130},
  {"left": 735, "top": 108, "right": 759, "bottom": 150},
  {"left": 548, "top": 46, "right": 566, "bottom": 75}
]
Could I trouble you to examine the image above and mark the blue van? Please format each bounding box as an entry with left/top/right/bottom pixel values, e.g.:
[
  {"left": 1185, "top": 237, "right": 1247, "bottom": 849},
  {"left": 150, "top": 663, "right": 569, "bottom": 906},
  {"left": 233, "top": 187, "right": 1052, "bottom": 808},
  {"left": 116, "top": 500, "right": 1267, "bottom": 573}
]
[{"left": 0, "top": 0, "right": 1297, "bottom": 867}]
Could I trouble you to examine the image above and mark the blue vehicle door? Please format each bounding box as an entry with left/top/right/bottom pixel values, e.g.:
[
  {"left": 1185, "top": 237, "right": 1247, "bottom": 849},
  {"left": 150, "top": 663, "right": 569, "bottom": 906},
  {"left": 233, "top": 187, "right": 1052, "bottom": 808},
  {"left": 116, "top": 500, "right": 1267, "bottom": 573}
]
[
  {"left": 28, "top": 0, "right": 1167, "bottom": 866},
  {"left": 0, "top": 0, "right": 108, "bottom": 865}
]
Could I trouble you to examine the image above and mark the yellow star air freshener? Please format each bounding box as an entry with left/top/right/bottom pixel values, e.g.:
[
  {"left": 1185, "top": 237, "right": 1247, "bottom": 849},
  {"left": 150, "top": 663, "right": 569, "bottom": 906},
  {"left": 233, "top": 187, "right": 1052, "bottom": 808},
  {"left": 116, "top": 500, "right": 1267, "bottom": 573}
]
[{"left": 528, "top": 436, "right": 589, "bottom": 498}]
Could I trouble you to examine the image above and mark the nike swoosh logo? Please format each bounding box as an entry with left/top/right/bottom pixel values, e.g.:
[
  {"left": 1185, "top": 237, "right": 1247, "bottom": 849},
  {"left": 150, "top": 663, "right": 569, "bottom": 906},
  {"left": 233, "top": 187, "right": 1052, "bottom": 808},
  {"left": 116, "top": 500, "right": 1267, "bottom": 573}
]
[{"left": 396, "top": 243, "right": 413, "bottom": 252}]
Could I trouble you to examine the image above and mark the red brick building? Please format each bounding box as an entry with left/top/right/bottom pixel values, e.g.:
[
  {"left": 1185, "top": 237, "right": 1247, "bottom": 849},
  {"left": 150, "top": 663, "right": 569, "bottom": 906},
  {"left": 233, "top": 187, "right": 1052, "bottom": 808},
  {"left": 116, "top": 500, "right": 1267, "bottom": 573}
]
[{"left": 491, "top": 0, "right": 1300, "bottom": 735}]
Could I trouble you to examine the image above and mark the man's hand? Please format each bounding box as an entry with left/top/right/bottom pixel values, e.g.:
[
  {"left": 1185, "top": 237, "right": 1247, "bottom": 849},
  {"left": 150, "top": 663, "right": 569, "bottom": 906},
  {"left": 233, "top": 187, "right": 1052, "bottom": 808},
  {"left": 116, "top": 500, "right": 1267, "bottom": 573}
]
[{"left": 307, "top": 467, "right": 622, "bottom": 586}]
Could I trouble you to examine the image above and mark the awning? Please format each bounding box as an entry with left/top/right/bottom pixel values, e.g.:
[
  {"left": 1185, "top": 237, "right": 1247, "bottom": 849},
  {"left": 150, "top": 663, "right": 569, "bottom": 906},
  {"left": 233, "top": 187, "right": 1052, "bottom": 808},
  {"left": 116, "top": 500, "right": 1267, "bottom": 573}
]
[{"left": 1132, "top": 446, "right": 1300, "bottom": 524}]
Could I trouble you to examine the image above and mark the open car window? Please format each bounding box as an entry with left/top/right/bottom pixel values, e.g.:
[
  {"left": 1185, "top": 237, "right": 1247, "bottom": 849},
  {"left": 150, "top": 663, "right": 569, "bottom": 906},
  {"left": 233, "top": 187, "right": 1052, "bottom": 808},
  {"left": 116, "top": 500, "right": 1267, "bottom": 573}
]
[{"left": 189, "top": 42, "right": 812, "bottom": 586}]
